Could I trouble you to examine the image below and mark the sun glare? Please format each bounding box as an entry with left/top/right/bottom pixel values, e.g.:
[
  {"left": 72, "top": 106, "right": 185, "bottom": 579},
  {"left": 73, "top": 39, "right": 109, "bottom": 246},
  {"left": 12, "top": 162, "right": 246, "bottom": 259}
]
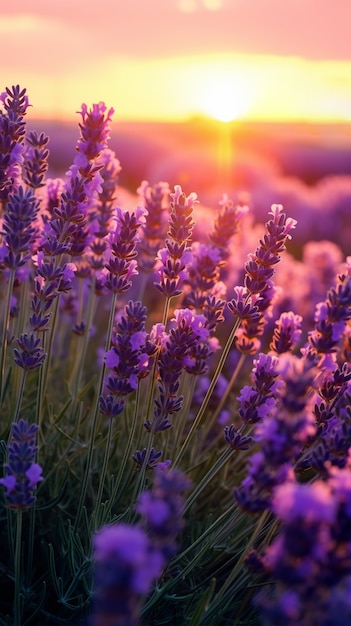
[{"left": 198, "top": 74, "right": 253, "bottom": 123}]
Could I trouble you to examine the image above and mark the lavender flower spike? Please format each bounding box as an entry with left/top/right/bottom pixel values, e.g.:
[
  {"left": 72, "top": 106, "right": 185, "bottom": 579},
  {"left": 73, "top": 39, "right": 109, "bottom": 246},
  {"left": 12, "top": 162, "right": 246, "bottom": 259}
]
[
  {"left": 103, "top": 205, "right": 148, "bottom": 294},
  {"left": 91, "top": 523, "right": 163, "bottom": 626},
  {"left": 154, "top": 185, "right": 196, "bottom": 298},
  {"left": 0, "top": 419, "right": 43, "bottom": 509},
  {"left": 136, "top": 463, "right": 191, "bottom": 561}
]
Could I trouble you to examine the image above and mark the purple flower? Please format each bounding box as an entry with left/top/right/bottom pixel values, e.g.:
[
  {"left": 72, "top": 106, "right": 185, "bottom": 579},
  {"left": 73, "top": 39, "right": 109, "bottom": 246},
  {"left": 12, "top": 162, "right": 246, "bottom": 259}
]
[
  {"left": 103, "top": 205, "right": 148, "bottom": 294},
  {"left": 227, "top": 205, "right": 297, "bottom": 354},
  {"left": 254, "top": 462, "right": 351, "bottom": 624},
  {"left": 183, "top": 242, "right": 224, "bottom": 309},
  {"left": 308, "top": 258, "right": 351, "bottom": 357},
  {"left": 0, "top": 186, "right": 39, "bottom": 270},
  {"left": 236, "top": 353, "right": 281, "bottom": 424},
  {"left": 272, "top": 480, "right": 335, "bottom": 524},
  {"left": 235, "top": 353, "right": 317, "bottom": 513},
  {"left": 224, "top": 424, "right": 253, "bottom": 450},
  {"left": 270, "top": 311, "right": 303, "bottom": 354},
  {"left": 209, "top": 194, "right": 249, "bottom": 259},
  {"left": 23, "top": 130, "right": 49, "bottom": 189},
  {"left": 76, "top": 102, "right": 114, "bottom": 162},
  {"left": 91, "top": 523, "right": 163, "bottom": 626},
  {"left": 137, "top": 180, "right": 170, "bottom": 272},
  {"left": 0, "top": 85, "right": 30, "bottom": 203},
  {"left": 84, "top": 148, "right": 121, "bottom": 276},
  {"left": 135, "top": 463, "right": 191, "bottom": 561},
  {"left": 132, "top": 447, "right": 163, "bottom": 470},
  {"left": 100, "top": 301, "right": 151, "bottom": 416},
  {"left": 29, "top": 252, "right": 76, "bottom": 333},
  {"left": 145, "top": 308, "right": 210, "bottom": 432},
  {"left": 244, "top": 204, "right": 297, "bottom": 296},
  {"left": 39, "top": 101, "right": 114, "bottom": 259},
  {"left": 13, "top": 333, "right": 46, "bottom": 370},
  {"left": 0, "top": 419, "right": 43, "bottom": 509},
  {"left": 297, "top": 363, "right": 351, "bottom": 474},
  {"left": 154, "top": 184, "right": 196, "bottom": 298}
]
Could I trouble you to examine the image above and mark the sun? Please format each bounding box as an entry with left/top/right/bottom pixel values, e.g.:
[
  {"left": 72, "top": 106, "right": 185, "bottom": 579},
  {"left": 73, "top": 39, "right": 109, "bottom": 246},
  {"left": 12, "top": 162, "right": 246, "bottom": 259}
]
[
  {"left": 201, "top": 78, "right": 250, "bottom": 122},
  {"left": 197, "top": 72, "right": 253, "bottom": 123}
]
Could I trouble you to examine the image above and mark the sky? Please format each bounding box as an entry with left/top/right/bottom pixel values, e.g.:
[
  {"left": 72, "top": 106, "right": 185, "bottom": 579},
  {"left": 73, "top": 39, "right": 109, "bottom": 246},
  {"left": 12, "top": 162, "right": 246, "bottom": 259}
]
[{"left": 2, "top": 0, "right": 351, "bottom": 123}]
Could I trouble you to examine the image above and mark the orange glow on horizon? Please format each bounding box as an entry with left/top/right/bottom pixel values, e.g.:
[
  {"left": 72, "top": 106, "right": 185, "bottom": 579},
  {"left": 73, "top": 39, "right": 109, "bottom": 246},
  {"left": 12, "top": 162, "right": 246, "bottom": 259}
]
[{"left": 3, "top": 51, "right": 351, "bottom": 125}]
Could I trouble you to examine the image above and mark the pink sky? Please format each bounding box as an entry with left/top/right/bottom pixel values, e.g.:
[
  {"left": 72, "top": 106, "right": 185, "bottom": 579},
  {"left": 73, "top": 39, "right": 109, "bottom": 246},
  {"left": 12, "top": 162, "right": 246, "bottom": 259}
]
[{"left": 2, "top": 0, "right": 351, "bottom": 121}]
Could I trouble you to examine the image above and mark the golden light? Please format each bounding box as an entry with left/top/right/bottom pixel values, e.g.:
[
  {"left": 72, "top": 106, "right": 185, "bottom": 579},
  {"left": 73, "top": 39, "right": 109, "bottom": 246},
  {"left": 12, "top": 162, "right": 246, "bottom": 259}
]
[{"left": 196, "top": 71, "right": 255, "bottom": 123}]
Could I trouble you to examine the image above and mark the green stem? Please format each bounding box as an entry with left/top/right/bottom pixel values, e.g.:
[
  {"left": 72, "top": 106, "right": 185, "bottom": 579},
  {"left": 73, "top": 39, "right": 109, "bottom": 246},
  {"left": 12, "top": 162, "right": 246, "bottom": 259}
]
[
  {"left": 73, "top": 291, "right": 117, "bottom": 532},
  {"left": 130, "top": 295, "right": 173, "bottom": 503},
  {"left": 93, "top": 417, "right": 114, "bottom": 523},
  {"left": 130, "top": 422, "right": 157, "bottom": 510},
  {"left": 69, "top": 276, "right": 97, "bottom": 397},
  {"left": 202, "top": 352, "right": 247, "bottom": 443},
  {"left": 14, "top": 509, "right": 23, "bottom": 626},
  {"left": 184, "top": 447, "right": 233, "bottom": 513},
  {"left": 13, "top": 369, "right": 27, "bottom": 423},
  {"left": 171, "top": 373, "right": 196, "bottom": 461},
  {"left": 142, "top": 504, "right": 238, "bottom": 616},
  {"left": 0, "top": 268, "right": 15, "bottom": 401},
  {"left": 213, "top": 509, "right": 269, "bottom": 603},
  {"left": 36, "top": 294, "right": 61, "bottom": 432},
  {"left": 26, "top": 506, "right": 35, "bottom": 588},
  {"left": 173, "top": 315, "right": 242, "bottom": 467},
  {"left": 106, "top": 383, "right": 142, "bottom": 517},
  {"left": 141, "top": 293, "right": 172, "bottom": 437}
]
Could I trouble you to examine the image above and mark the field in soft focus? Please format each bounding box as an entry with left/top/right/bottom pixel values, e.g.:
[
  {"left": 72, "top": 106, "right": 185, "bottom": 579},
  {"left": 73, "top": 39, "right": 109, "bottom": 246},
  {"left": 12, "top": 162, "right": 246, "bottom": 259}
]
[{"left": 29, "top": 116, "right": 351, "bottom": 255}]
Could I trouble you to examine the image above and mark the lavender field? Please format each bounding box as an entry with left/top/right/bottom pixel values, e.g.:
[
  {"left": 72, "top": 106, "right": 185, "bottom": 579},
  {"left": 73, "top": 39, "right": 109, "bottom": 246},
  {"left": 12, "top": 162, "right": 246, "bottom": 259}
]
[{"left": 1, "top": 85, "right": 351, "bottom": 626}]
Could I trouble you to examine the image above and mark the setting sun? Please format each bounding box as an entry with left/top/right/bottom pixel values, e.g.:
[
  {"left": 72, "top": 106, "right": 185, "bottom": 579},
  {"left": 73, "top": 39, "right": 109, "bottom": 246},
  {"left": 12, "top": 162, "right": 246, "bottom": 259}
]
[
  {"left": 199, "top": 78, "right": 252, "bottom": 122},
  {"left": 192, "top": 61, "right": 257, "bottom": 122}
]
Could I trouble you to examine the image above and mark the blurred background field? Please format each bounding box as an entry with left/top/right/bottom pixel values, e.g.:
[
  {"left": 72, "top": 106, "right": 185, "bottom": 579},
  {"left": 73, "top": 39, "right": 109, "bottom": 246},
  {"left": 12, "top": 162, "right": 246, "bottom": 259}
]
[{"left": 30, "top": 115, "right": 351, "bottom": 255}]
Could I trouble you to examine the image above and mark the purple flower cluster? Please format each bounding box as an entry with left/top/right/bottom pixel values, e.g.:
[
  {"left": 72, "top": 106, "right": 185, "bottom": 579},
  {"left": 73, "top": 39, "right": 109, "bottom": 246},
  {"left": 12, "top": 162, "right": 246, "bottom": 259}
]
[
  {"left": 13, "top": 332, "right": 46, "bottom": 370},
  {"left": 244, "top": 204, "right": 297, "bottom": 296},
  {"left": 145, "top": 308, "right": 210, "bottom": 432},
  {"left": 102, "top": 205, "right": 147, "bottom": 294},
  {"left": 137, "top": 180, "right": 170, "bottom": 273},
  {"left": 297, "top": 361, "right": 351, "bottom": 474},
  {"left": 84, "top": 149, "right": 121, "bottom": 276},
  {"left": 136, "top": 463, "right": 191, "bottom": 561},
  {"left": 92, "top": 523, "right": 163, "bottom": 626},
  {"left": 209, "top": 194, "right": 249, "bottom": 259},
  {"left": 227, "top": 205, "right": 297, "bottom": 354},
  {"left": 154, "top": 185, "right": 196, "bottom": 298},
  {"left": 183, "top": 195, "right": 247, "bottom": 324},
  {"left": 307, "top": 257, "right": 351, "bottom": 358},
  {"left": 92, "top": 463, "right": 189, "bottom": 625},
  {"left": 0, "top": 85, "right": 30, "bottom": 204},
  {"left": 23, "top": 130, "right": 49, "bottom": 190},
  {"left": 100, "top": 300, "right": 153, "bottom": 417},
  {"left": 270, "top": 310, "right": 303, "bottom": 354},
  {"left": 29, "top": 252, "right": 76, "bottom": 334},
  {"left": 0, "top": 419, "right": 43, "bottom": 509},
  {"left": 235, "top": 353, "right": 316, "bottom": 513},
  {"left": 40, "top": 102, "right": 113, "bottom": 258},
  {"left": 0, "top": 186, "right": 39, "bottom": 271},
  {"left": 255, "top": 466, "right": 351, "bottom": 625},
  {"left": 236, "top": 352, "right": 281, "bottom": 425}
]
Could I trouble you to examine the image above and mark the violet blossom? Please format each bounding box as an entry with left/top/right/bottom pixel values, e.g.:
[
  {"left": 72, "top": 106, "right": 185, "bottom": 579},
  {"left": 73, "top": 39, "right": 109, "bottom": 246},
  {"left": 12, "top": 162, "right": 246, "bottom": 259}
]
[
  {"left": 0, "top": 419, "right": 43, "bottom": 509},
  {"left": 100, "top": 300, "right": 151, "bottom": 417},
  {"left": 102, "top": 205, "right": 147, "bottom": 294},
  {"left": 144, "top": 308, "right": 210, "bottom": 432},
  {"left": 154, "top": 185, "right": 196, "bottom": 298},
  {"left": 91, "top": 523, "right": 163, "bottom": 626},
  {"left": 137, "top": 180, "right": 170, "bottom": 273},
  {"left": 0, "top": 85, "right": 30, "bottom": 204}
]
